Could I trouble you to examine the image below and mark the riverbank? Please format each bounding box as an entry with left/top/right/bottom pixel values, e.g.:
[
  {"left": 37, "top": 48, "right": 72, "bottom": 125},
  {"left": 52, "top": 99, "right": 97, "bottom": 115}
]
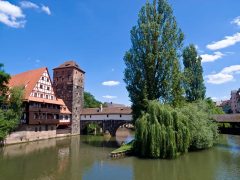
[{"left": 3, "top": 125, "right": 73, "bottom": 145}]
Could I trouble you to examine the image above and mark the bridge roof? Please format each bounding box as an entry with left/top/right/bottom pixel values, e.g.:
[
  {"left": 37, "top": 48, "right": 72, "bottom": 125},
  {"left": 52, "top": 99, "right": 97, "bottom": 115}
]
[
  {"left": 81, "top": 107, "right": 132, "bottom": 115},
  {"left": 214, "top": 114, "right": 240, "bottom": 123}
]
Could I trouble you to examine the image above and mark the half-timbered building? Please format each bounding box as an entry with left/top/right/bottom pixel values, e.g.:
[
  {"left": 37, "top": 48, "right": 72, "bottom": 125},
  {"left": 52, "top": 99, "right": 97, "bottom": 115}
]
[{"left": 7, "top": 67, "right": 71, "bottom": 143}]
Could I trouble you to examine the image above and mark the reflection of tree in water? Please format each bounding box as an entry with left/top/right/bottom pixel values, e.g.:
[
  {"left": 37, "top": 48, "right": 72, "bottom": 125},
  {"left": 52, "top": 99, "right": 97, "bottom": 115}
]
[
  {"left": 82, "top": 135, "right": 119, "bottom": 148},
  {"left": 132, "top": 135, "right": 240, "bottom": 180}
]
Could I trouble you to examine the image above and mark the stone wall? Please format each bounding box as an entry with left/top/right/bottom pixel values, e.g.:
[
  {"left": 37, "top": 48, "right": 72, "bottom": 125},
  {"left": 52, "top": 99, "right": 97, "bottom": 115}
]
[{"left": 4, "top": 125, "right": 70, "bottom": 145}]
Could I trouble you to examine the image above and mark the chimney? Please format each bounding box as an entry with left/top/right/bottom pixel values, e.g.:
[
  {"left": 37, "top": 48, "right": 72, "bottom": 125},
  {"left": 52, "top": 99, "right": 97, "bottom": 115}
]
[{"left": 100, "top": 104, "right": 103, "bottom": 112}]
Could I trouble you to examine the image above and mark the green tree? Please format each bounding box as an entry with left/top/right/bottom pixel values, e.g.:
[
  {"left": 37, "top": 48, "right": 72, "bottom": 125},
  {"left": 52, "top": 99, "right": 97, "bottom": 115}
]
[
  {"left": 134, "top": 100, "right": 190, "bottom": 158},
  {"left": 0, "top": 86, "right": 24, "bottom": 141},
  {"left": 84, "top": 92, "right": 102, "bottom": 108},
  {"left": 0, "top": 64, "right": 10, "bottom": 104},
  {"left": 183, "top": 44, "right": 206, "bottom": 102},
  {"left": 124, "top": 0, "right": 184, "bottom": 121}
]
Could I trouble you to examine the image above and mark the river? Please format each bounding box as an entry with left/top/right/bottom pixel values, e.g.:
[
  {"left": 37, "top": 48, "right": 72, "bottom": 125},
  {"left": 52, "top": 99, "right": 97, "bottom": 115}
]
[{"left": 0, "top": 129, "right": 240, "bottom": 180}]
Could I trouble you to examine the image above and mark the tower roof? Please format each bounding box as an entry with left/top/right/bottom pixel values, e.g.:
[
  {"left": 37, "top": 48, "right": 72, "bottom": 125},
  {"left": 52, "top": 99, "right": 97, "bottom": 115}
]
[{"left": 53, "top": 61, "right": 85, "bottom": 73}]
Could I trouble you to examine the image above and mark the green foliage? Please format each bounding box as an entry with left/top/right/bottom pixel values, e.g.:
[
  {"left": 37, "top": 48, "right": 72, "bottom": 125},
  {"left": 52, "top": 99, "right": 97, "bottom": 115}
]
[
  {"left": 134, "top": 101, "right": 190, "bottom": 159},
  {"left": 124, "top": 0, "right": 184, "bottom": 121},
  {"left": 0, "top": 64, "right": 10, "bottom": 104},
  {"left": 0, "top": 87, "right": 24, "bottom": 141},
  {"left": 86, "top": 123, "right": 101, "bottom": 135},
  {"left": 84, "top": 92, "right": 102, "bottom": 108},
  {"left": 177, "top": 101, "right": 219, "bottom": 150},
  {"left": 183, "top": 45, "right": 206, "bottom": 102},
  {"left": 134, "top": 100, "right": 219, "bottom": 158}
]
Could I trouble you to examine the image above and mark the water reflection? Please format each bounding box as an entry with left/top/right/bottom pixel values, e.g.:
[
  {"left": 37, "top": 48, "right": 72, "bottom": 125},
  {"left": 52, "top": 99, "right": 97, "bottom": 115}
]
[{"left": 0, "top": 132, "right": 240, "bottom": 180}]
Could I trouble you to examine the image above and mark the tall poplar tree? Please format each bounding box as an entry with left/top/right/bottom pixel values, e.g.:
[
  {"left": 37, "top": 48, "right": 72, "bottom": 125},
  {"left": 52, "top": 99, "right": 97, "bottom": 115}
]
[
  {"left": 183, "top": 44, "right": 206, "bottom": 102},
  {"left": 124, "top": 0, "right": 184, "bottom": 121}
]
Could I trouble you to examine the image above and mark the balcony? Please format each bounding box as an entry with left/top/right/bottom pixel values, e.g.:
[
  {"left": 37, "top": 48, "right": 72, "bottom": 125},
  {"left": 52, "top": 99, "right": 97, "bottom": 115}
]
[{"left": 29, "top": 118, "right": 59, "bottom": 125}]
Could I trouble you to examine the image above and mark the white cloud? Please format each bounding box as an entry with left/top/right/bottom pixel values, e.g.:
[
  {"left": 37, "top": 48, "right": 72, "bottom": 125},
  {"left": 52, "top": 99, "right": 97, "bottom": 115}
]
[
  {"left": 102, "top": 81, "right": 120, "bottom": 86},
  {"left": 41, "top": 5, "right": 51, "bottom": 15},
  {"left": 201, "top": 52, "right": 224, "bottom": 63},
  {"left": 206, "top": 33, "right": 240, "bottom": 50},
  {"left": 231, "top": 16, "right": 240, "bottom": 26},
  {"left": 103, "top": 95, "right": 117, "bottom": 99},
  {"left": 20, "top": 1, "right": 39, "bottom": 9},
  {"left": 0, "top": 1, "right": 25, "bottom": 28},
  {"left": 205, "top": 65, "right": 240, "bottom": 84},
  {"left": 211, "top": 97, "right": 218, "bottom": 101}
]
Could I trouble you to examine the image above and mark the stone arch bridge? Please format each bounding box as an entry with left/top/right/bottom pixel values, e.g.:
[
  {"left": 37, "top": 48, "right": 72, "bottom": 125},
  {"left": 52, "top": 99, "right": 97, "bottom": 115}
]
[{"left": 80, "top": 120, "right": 133, "bottom": 136}]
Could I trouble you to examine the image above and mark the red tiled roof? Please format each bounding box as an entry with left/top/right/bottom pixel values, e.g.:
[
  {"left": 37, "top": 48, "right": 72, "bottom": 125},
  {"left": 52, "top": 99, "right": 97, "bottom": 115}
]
[
  {"left": 8, "top": 67, "right": 47, "bottom": 100},
  {"left": 8, "top": 67, "right": 65, "bottom": 106},
  {"left": 53, "top": 60, "right": 85, "bottom": 73},
  {"left": 81, "top": 107, "right": 132, "bottom": 115}
]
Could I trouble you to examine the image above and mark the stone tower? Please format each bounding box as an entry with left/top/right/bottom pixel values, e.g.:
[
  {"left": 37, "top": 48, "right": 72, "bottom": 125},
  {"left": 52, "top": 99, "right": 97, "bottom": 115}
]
[{"left": 53, "top": 61, "right": 85, "bottom": 134}]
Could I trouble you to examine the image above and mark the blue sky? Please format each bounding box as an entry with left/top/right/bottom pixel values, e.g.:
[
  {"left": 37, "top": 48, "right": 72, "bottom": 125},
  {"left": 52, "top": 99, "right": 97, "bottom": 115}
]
[{"left": 0, "top": 0, "right": 240, "bottom": 105}]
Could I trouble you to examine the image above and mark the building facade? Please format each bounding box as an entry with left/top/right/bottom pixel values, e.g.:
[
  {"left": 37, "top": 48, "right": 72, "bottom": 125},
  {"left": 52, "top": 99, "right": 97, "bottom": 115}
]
[
  {"left": 7, "top": 67, "right": 71, "bottom": 144},
  {"left": 53, "top": 61, "right": 85, "bottom": 135}
]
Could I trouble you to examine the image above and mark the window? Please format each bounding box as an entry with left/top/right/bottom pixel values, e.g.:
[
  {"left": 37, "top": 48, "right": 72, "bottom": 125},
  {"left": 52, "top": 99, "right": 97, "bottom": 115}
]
[
  {"left": 46, "top": 78, "right": 49, "bottom": 82},
  {"left": 46, "top": 95, "right": 48, "bottom": 99},
  {"left": 120, "top": 114, "right": 122, "bottom": 118},
  {"left": 39, "top": 126, "right": 42, "bottom": 132},
  {"left": 34, "top": 113, "right": 38, "bottom": 119},
  {"left": 42, "top": 77, "right": 44, "bottom": 80},
  {"left": 35, "top": 127, "right": 38, "bottom": 132},
  {"left": 40, "top": 94, "right": 43, "bottom": 98},
  {"left": 34, "top": 93, "right": 37, "bottom": 97},
  {"left": 40, "top": 85, "right": 43, "bottom": 89},
  {"left": 90, "top": 115, "right": 92, "bottom": 118},
  {"left": 51, "top": 96, "right": 53, "bottom": 100},
  {"left": 107, "top": 114, "right": 109, "bottom": 118},
  {"left": 47, "top": 87, "right": 50, "bottom": 91},
  {"left": 45, "top": 125, "right": 48, "bottom": 131},
  {"left": 51, "top": 126, "right": 54, "bottom": 131}
]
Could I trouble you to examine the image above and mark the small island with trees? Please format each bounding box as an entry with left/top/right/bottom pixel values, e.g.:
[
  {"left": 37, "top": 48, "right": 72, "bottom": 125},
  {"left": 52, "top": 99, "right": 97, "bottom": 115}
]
[{"left": 112, "top": 0, "right": 223, "bottom": 159}]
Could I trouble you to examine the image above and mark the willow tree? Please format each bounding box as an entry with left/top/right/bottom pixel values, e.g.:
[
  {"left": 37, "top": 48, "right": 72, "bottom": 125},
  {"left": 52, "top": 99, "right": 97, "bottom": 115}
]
[
  {"left": 124, "top": 0, "right": 184, "bottom": 121},
  {"left": 134, "top": 101, "right": 190, "bottom": 158},
  {"left": 183, "top": 45, "right": 206, "bottom": 102}
]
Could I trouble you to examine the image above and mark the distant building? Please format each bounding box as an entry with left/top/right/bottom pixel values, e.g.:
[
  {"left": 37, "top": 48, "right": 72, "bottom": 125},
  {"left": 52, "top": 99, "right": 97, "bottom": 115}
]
[
  {"left": 218, "top": 100, "right": 232, "bottom": 114},
  {"left": 81, "top": 106, "right": 132, "bottom": 121},
  {"left": 218, "top": 89, "right": 240, "bottom": 114},
  {"left": 230, "top": 90, "right": 240, "bottom": 113}
]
